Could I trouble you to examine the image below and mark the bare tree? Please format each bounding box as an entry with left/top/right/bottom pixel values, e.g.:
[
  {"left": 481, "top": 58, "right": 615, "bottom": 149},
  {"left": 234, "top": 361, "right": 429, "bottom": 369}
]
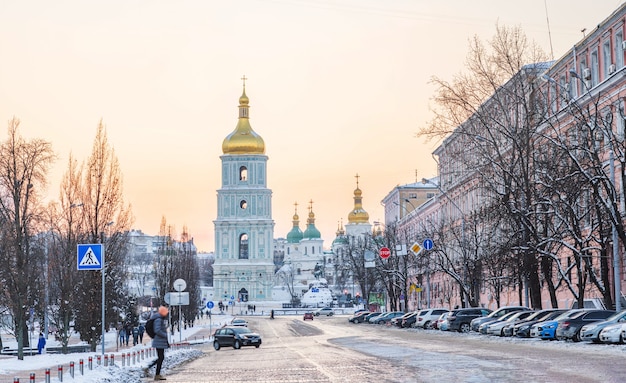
[
  {"left": 72, "top": 121, "right": 133, "bottom": 352},
  {"left": 0, "top": 118, "right": 55, "bottom": 359}
]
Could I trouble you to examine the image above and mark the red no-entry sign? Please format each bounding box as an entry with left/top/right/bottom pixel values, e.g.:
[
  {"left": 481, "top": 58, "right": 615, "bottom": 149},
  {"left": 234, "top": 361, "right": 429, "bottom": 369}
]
[{"left": 379, "top": 247, "right": 391, "bottom": 259}]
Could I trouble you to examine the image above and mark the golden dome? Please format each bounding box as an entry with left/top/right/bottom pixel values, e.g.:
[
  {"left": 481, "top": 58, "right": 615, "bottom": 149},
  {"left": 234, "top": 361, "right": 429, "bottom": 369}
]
[
  {"left": 348, "top": 174, "right": 370, "bottom": 224},
  {"left": 222, "top": 85, "right": 265, "bottom": 155}
]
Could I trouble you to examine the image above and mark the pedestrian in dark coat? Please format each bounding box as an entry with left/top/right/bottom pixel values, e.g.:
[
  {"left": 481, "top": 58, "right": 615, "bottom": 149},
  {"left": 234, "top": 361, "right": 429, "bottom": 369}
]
[
  {"left": 146, "top": 306, "right": 170, "bottom": 380},
  {"left": 138, "top": 323, "right": 145, "bottom": 344}
]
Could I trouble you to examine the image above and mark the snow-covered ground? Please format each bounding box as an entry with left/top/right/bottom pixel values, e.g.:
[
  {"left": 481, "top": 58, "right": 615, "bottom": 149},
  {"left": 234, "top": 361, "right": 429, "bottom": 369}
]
[{"left": 0, "top": 313, "right": 234, "bottom": 382}]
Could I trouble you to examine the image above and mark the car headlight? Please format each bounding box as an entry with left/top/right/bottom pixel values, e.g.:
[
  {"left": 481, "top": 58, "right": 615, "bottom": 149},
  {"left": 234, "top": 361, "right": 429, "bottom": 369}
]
[
  {"left": 582, "top": 325, "right": 596, "bottom": 332},
  {"left": 518, "top": 325, "right": 529, "bottom": 331},
  {"left": 545, "top": 324, "right": 555, "bottom": 329}
]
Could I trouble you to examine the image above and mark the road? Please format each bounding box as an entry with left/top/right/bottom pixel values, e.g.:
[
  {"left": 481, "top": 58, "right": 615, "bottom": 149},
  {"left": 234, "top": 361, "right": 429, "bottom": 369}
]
[{"left": 159, "top": 314, "right": 626, "bottom": 383}]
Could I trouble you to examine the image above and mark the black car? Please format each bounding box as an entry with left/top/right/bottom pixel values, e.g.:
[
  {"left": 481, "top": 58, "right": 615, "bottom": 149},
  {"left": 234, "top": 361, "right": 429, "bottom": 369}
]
[
  {"left": 401, "top": 312, "right": 419, "bottom": 328},
  {"left": 508, "top": 309, "right": 567, "bottom": 337},
  {"left": 213, "top": 326, "right": 262, "bottom": 350},
  {"left": 447, "top": 308, "right": 492, "bottom": 333},
  {"left": 555, "top": 309, "right": 615, "bottom": 342},
  {"left": 348, "top": 311, "right": 370, "bottom": 323}
]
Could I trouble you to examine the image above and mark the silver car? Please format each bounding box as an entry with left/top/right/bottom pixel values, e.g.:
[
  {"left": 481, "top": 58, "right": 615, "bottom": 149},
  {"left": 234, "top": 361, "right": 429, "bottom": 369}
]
[
  {"left": 598, "top": 322, "right": 626, "bottom": 343},
  {"left": 580, "top": 310, "right": 626, "bottom": 342}
]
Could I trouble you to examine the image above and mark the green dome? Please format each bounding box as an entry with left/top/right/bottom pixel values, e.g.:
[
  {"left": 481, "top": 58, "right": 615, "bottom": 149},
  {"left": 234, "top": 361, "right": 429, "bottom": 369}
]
[
  {"left": 303, "top": 223, "right": 321, "bottom": 239},
  {"left": 287, "top": 227, "right": 303, "bottom": 243},
  {"left": 332, "top": 235, "right": 348, "bottom": 246}
]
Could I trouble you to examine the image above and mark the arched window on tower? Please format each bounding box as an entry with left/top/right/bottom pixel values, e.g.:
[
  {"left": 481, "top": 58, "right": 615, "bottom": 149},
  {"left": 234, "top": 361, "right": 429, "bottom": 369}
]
[
  {"left": 239, "top": 166, "right": 248, "bottom": 181},
  {"left": 239, "top": 233, "right": 249, "bottom": 259}
]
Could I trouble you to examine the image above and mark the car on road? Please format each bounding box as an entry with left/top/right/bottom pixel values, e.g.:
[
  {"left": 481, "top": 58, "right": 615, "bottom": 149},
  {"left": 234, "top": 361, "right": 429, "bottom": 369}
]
[
  {"left": 231, "top": 318, "right": 248, "bottom": 327},
  {"left": 447, "top": 308, "right": 492, "bottom": 333},
  {"left": 401, "top": 312, "right": 419, "bottom": 328},
  {"left": 391, "top": 312, "right": 414, "bottom": 327},
  {"left": 555, "top": 309, "right": 615, "bottom": 342},
  {"left": 483, "top": 310, "right": 535, "bottom": 336},
  {"left": 213, "top": 326, "right": 262, "bottom": 350},
  {"left": 314, "top": 307, "right": 334, "bottom": 316},
  {"left": 303, "top": 312, "right": 314, "bottom": 321},
  {"left": 414, "top": 308, "right": 449, "bottom": 329},
  {"left": 362, "top": 312, "right": 383, "bottom": 323},
  {"left": 348, "top": 311, "right": 370, "bottom": 323},
  {"left": 508, "top": 309, "right": 567, "bottom": 338},
  {"left": 598, "top": 322, "right": 626, "bottom": 344},
  {"left": 579, "top": 310, "right": 626, "bottom": 343},
  {"left": 435, "top": 312, "right": 450, "bottom": 331},
  {"left": 371, "top": 311, "right": 405, "bottom": 325},
  {"left": 470, "top": 306, "right": 530, "bottom": 332},
  {"left": 534, "top": 309, "right": 586, "bottom": 340}
]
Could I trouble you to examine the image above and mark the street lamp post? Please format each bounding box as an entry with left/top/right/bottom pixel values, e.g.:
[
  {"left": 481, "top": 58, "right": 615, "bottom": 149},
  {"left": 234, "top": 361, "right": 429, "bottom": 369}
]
[
  {"left": 101, "top": 221, "right": 114, "bottom": 356},
  {"left": 422, "top": 178, "right": 468, "bottom": 306}
]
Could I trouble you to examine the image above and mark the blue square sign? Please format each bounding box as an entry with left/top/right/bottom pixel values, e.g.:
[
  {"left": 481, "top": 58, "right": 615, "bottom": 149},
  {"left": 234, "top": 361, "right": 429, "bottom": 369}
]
[{"left": 77, "top": 244, "right": 103, "bottom": 270}]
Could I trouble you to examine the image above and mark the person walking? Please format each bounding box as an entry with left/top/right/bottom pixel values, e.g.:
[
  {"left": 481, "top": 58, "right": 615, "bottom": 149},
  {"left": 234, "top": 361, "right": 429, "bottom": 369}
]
[
  {"left": 146, "top": 306, "right": 170, "bottom": 380},
  {"left": 37, "top": 333, "right": 46, "bottom": 354},
  {"left": 138, "top": 323, "right": 145, "bottom": 344}
]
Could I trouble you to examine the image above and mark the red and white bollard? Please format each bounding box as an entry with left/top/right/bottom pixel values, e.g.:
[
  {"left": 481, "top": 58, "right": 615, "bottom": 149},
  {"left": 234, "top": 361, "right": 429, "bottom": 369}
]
[
  {"left": 58, "top": 364, "right": 63, "bottom": 382},
  {"left": 110, "top": 354, "right": 115, "bottom": 366},
  {"left": 45, "top": 368, "right": 50, "bottom": 383},
  {"left": 88, "top": 356, "right": 93, "bottom": 370},
  {"left": 121, "top": 352, "right": 126, "bottom": 367},
  {"left": 13, "top": 377, "right": 19, "bottom": 383},
  {"left": 29, "top": 373, "right": 35, "bottom": 383},
  {"left": 79, "top": 359, "right": 84, "bottom": 375},
  {"left": 69, "top": 361, "right": 74, "bottom": 378}
]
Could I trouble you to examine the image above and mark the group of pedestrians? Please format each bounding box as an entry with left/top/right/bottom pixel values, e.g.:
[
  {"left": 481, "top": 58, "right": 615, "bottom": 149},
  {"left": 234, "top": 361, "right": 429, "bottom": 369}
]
[{"left": 118, "top": 321, "right": 145, "bottom": 346}]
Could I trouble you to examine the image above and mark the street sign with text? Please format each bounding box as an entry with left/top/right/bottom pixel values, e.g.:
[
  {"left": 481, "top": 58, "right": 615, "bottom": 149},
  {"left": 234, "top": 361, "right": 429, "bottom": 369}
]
[{"left": 379, "top": 247, "right": 391, "bottom": 259}]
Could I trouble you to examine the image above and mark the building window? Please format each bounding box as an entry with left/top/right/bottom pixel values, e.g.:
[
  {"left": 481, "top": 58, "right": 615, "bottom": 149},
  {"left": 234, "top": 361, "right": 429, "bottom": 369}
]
[
  {"left": 239, "top": 233, "right": 249, "bottom": 259},
  {"left": 616, "top": 30, "right": 624, "bottom": 68},
  {"left": 426, "top": 192, "right": 435, "bottom": 199},
  {"left": 239, "top": 166, "right": 247, "bottom": 181},
  {"left": 591, "top": 49, "right": 599, "bottom": 86},
  {"left": 603, "top": 39, "right": 612, "bottom": 79}
]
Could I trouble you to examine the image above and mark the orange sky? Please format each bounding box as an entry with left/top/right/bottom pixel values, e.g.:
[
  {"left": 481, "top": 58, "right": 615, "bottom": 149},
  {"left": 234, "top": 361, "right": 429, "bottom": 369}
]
[{"left": 0, "top": 0, "right": 622, "bottom": 252}]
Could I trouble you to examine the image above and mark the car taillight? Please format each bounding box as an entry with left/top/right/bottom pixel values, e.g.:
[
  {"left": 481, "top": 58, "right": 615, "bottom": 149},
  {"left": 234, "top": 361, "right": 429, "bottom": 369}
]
[
  {"left": 418, "top": 318, "right": 423, "bottom": 321},
  {"left": 562, "top": 321, "right": 570, "bottom": 328}
]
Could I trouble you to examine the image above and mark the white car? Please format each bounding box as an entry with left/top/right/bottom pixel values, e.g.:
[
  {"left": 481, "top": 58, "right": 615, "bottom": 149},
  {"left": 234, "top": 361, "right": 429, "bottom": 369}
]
[
  {"left": 485, "top": 310, "right": 535, "bottom": 336},
  {"left": 414, "top": 308, "right": 449, "bottom": 329},
  {"left": 314, "top": 307, "right": 334, "bottom": 316},
  {"left": 598, "top": 322, "right": 626, "bottom": 343},
  {"left": 231, "top": 318, "right": 248, "bottom": 327}
]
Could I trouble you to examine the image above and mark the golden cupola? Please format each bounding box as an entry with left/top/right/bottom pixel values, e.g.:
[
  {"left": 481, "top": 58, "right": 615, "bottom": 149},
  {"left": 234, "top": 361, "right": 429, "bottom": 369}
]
[
  {"left": 222, "top": 79, "right": 265, "bottom": 155},
  {"left": 348, "top": 174, "right": 370, "bottom": 224}
]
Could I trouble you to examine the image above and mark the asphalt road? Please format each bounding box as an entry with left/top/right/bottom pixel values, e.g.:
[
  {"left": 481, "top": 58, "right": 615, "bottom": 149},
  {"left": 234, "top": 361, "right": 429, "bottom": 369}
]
[{"left": 158, "top": 314, "right": 626, "bottom": 383}]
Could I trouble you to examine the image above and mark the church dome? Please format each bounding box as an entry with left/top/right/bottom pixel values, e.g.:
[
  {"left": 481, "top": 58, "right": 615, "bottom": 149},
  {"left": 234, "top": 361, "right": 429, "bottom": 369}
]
[
  {"left": 222, "top": 86, "right": 265, "bottom": 155},
  {"left": 303, "top": 202, "right": 321, "bottom": 239},
  {"left": 287, "top": 205, "right": 304, "bottom": 243},
  {"left": 348, "top": 175, "right": 370, "bottom": 224}
]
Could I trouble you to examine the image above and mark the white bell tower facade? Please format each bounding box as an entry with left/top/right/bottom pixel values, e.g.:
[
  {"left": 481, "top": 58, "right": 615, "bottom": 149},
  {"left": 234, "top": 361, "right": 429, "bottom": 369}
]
[{"left": 213, "top": 79, "right": 275, "bottom": 303}]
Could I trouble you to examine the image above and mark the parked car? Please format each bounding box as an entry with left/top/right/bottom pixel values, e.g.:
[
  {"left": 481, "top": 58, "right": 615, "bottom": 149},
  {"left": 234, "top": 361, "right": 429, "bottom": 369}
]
[
  {"left": 555, "top": 309, "right": 615, "bottom": 342},
  {"left": 414, "top": 308, "right": 449, "bottom": 329},
  {"left": 579, "top": 310, "right": 626, "bottom": 343},
  {"left": 348, "top": 311, "right": 370, "bottom": 323},
  {"left": 231, "top": 318, "right": 248, "bottom": 327},
  {"left": 213, "top": 326, "right": 262, "bottom": 350},
  {"left": 510, "top": 309, "right": 567, "bottom": 338},
  {"left": 303, "top": 312, "right": 314, "bottom": 321},
  {"left": 533, "top": 310, "right": 584, "bottom": 339},
  {"left": 447, "top": 308, "right": 492, "bottom": 333},
  {"left": 400, "top": 312, "right": 419, "bottom": 328},
  {"left": 392, "top": 312, "right": 415, "bottom": 328},
  {"left": 470, "top": 306, "right": 530, "bottom": 332},
  {"left": 314, "top": 307, "right": 334, "bottom": 316},
  {"left": 371, "top": 311, "right": 405, "bottom": 325},
  {"left": 484, "top": 310, "right": 535, "bottom": 336},
  {"left": 362, "top": 312, "right": 383, "bottom": 323},
  {"left": 598, "top": 322, "right": 626, "bottom": 343},
  {"left": 479, "top": 311, "right": 519, "bottom": 334},
  {"left": 435, "top": 312, "right": 450, "bottom": 331}
]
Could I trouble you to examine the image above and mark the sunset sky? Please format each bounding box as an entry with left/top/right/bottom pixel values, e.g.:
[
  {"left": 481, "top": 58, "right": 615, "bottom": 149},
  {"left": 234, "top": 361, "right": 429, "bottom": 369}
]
[{"left": 0, "top": 0, "right": 622, "bottom": 252}]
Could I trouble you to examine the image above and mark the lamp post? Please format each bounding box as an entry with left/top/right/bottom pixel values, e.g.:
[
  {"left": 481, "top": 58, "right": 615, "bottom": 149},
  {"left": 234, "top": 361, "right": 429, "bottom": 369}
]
[
  {"left": 422, "top": 178, "right": 468, "bottom": 306},
  {"left": 101, "top": 221, "right": 114, "bottom": 356}
]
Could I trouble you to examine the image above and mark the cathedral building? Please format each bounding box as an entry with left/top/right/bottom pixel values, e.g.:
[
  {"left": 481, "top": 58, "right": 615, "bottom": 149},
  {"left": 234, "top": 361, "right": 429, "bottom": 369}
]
[{"left": 212, "top": 82, "right": 275, "bottom": 303}]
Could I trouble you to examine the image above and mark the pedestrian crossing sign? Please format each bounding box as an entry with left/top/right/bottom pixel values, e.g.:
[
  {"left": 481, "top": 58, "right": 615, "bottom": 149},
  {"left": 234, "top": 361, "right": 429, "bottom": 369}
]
[{"left": 77, "top": 244, "right": 103, "bottom": 270}]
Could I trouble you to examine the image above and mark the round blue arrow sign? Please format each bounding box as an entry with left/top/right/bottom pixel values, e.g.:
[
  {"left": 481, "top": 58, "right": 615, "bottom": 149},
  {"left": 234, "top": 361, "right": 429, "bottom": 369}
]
[
  {"left": 206, "top": 301, "right": 214, "bottom": 309},
  {"left": 423, "top": 238, "right": 434, "bottom": 250}
]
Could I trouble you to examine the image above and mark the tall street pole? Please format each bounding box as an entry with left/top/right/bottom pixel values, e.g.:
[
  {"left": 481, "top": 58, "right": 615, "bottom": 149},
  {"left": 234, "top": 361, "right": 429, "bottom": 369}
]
[{"left": 610, "top": 150, "right": 622, "bottom": 312}]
